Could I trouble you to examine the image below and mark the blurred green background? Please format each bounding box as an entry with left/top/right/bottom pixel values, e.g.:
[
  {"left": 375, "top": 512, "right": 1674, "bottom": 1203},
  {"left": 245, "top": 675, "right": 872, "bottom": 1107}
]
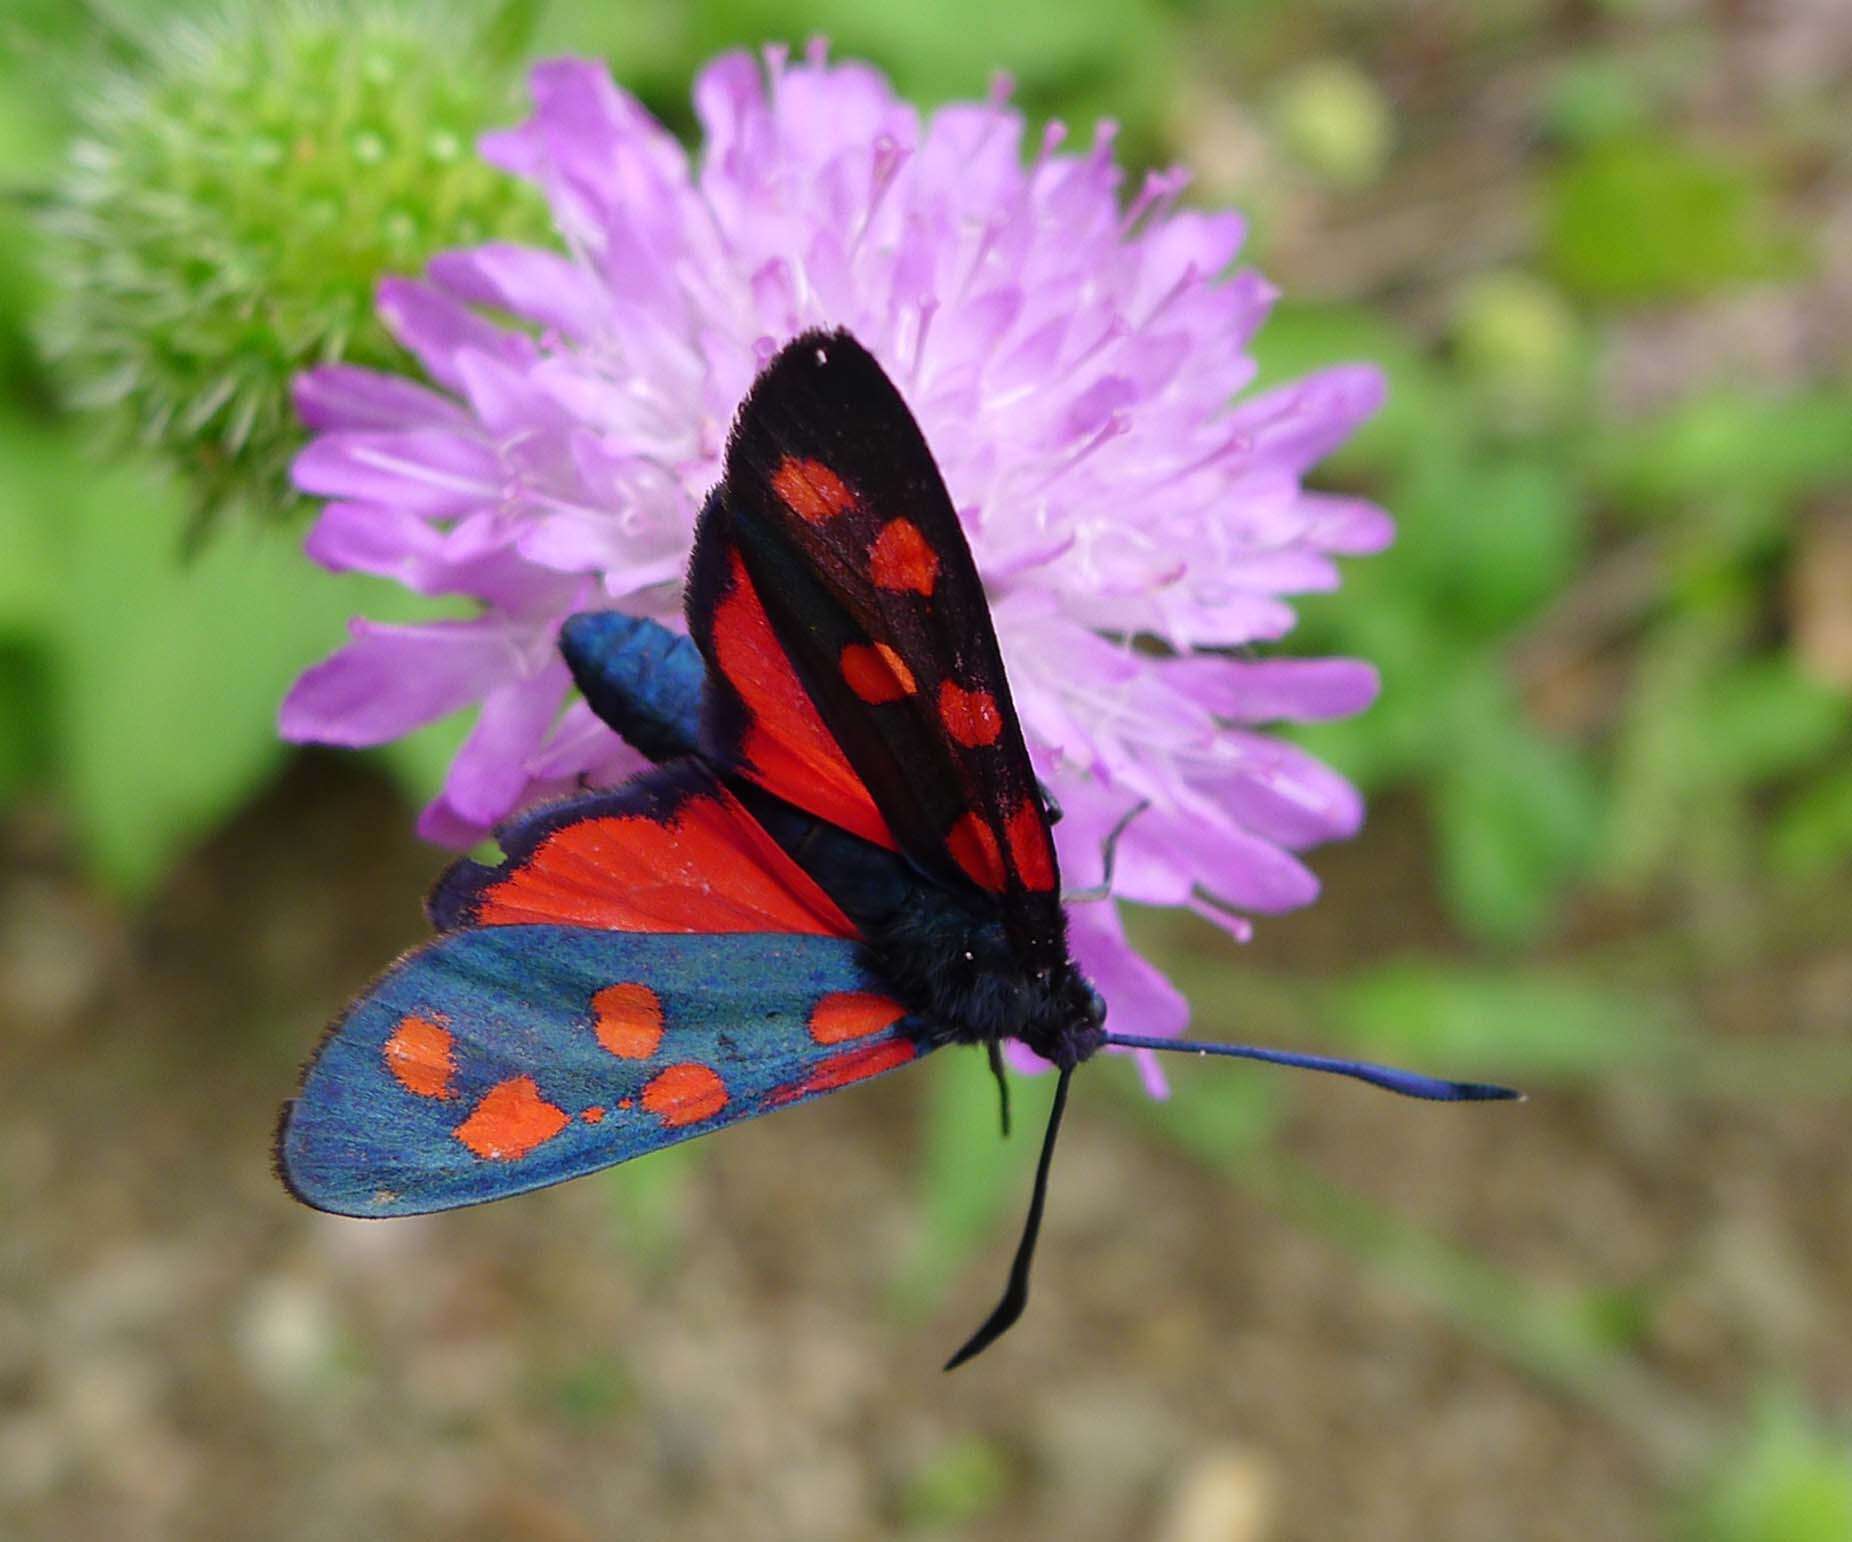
[{"left": 3, "top": 1, "right": 1850, "bottom": 1538}]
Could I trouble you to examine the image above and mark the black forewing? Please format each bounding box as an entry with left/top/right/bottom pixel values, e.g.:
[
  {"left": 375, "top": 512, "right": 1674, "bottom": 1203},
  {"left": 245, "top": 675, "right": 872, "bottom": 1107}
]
[{"left": 716, "top": 330, "right": 1064, "bottom": 967}]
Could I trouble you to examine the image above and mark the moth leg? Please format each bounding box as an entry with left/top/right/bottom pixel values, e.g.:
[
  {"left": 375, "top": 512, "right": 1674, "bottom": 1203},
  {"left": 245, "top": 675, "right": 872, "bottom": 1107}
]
[
  {"left": 1035, "top": 779, "right": 1064, "bottom": 825},
  {"left": 986, "top": 1038, "right": 1012, "bottom": 1139},
  {"left": 1060, "top": 799, "right": 1150, "bottom": 905}
]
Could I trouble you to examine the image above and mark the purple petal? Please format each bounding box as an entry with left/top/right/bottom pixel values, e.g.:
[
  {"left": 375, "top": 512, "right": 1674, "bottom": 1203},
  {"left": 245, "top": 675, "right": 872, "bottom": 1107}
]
[
  {"left": 292, "top": 365, "right": 469, "bottom": 433},
  {"left": 292, "top": 430, "right": 502, "bottom": 517},
  {"left": 1298, "top": 493, "right": 1395, "bottom": 555},
  {"left": 428, "top": 246, "right": 612, "bottom": 345},
  {"left": 1163, "top": 656, "right": 1381, "bottom": 722},
  {"left": 376, "top": 278, "right": 536, "bottom": 396},
  {"left": 278, "top": 619, "right": 519, "bottom": 747},
  {"left": 425, "top": 657, "right": 574, "bottom": 837}
]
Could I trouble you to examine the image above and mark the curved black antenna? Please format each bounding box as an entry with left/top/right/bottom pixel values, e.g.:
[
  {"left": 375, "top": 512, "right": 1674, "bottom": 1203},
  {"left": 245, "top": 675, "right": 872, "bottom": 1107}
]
[
  {"left": 1061, "top": 798, "right": 1151, "bottom": 905},
  {"left": 1104, "top": 1033, "right": 1521, "bottom": 1102},
  {"left": 986, "top": 1038, "right": 1012, "bottom": 1138},
  {"left": 944, "top": 1064, "right": 1074, "bottom": 1370}
]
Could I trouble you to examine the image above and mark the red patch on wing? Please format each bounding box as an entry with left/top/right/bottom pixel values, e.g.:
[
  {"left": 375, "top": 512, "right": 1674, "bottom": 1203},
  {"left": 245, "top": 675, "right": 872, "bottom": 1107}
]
[
  {"left": 938, "top": 681, "right": 1002, "bottom": 748},
  {"left": 383, "top": 1014, "right": 455, "bottom": 1099},
  {"left": 475, "top": 777, "right": 856, "bottom": 937},
  {"left": 454, "top": 1076, "right": 570, "bottom": 1160},
  {"left": 869, "top": 518, "right": 939, "bottom": 595},
  {"left": 840, "top": 642, "right": 917, "bottom": 704},
  {"left": 592, "top": 982, "right": 664, "bottom": 1059},
  {"left": 711, "top": 552, "right": 895, "bottom": 850},
  {"left": 947, "top": 811, "right": 1007, "bottom": 892},
  {"left": 809, "top": 991, "right": 907, "bottom": 1045},
  {"left": 580, "top": 1106, "right": 606, "bottom": 1124},
  {"left": 767, "top": 1038, "right": 918, "bottom": 1105},
  {"left": 772, "top": 456, "right": 857, "bottom": 522},
  {"left": 1006, "top": 798, "right": 1056, "bottom": 892},
  {"left": 641, "top": 1062, "right": 729, "bottom": 1128}
]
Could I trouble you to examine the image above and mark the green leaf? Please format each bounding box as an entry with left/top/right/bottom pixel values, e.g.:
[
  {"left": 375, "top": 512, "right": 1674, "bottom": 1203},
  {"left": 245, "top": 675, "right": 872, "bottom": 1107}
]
[
  {"left": 0, "top": 643, "right": 54, "bottom": 803},
  {"left": 1332, "top": 963, "right": 1673, "bottom": 1080},
  {"left": 474, "top": 0, "right": 546, "bottom": 65},
  {"left": 1686, "top": 1393, "right": 1852, "bottom": 1542},
  {"left": 55, "top": 460, "right": 449, "bottom": 895},
  {"left": 1400, "top": 452, "right": 1584, "bottom": 634},
  {"left": 0, "top": 412, "right": 63, "bottom": 634},
  {"left": 1432, "top": 668, "right": 1601, "bottom": 945},
  {"left": 1597, "top": 388, "right": 1852, "bottom": 531},
  {"left": 896, "top": 1435, "right": 1014, "bottom": 1530},
  {"left": 1546, "top": 136, "right": 1808, "bottom": 302},
  {"left": 1687, "top": 659, "right": 1849, "bottom": 790},
  {"left": 1770, "top": 767, "right": 1852, "bottom": 880}
]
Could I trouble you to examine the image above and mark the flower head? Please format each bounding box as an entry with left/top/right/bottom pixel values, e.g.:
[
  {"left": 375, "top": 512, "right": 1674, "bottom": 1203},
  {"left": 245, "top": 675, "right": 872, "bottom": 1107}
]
[
  {"left": 282, "top": 46, "right": 1391, "bottom": 1089},
  {"left": 40, "top": 0, "right": 544, "bottom": 520}
]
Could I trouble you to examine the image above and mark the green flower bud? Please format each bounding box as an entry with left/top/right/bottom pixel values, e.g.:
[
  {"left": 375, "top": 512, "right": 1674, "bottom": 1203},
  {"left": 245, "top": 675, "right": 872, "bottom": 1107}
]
[
  {"left": 1450, "top": 271, "right": 1583, "bottom": 432},
  {"left": 1271, "top": 59, "right": 1393, "bottom": 190},
  {"left": 38, "top": 1, "right": 546, "bottom": 525}
]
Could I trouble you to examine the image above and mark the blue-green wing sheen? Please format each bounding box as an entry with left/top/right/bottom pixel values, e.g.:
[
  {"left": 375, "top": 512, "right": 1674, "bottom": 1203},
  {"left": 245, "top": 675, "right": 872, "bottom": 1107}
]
[{"left": 278, "top": 928, "right": 929, "bottom": 1217}]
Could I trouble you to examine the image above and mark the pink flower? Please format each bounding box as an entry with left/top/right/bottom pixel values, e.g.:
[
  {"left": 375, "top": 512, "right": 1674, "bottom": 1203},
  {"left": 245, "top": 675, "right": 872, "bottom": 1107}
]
[{"left": 280, "top": 46, "right": 1390, "bottom": 1093}]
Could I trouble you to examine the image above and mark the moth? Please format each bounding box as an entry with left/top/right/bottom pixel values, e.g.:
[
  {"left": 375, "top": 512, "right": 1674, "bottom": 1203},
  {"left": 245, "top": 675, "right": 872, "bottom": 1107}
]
[{"left": 278, "top": 330, "right": 1516, "bottom": 1367}]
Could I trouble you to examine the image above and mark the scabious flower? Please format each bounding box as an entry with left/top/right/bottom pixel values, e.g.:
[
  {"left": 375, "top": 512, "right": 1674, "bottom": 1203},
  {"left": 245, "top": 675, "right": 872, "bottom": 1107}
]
[{"left": 281, "top": 45, "right": 1391, "bottom": 1092}]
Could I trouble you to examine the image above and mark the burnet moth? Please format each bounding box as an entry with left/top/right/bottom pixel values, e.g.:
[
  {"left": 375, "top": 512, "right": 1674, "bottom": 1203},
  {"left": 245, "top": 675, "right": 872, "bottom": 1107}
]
[{"left": 277, "top": 330, "right": 1517, "bottom": 1368}]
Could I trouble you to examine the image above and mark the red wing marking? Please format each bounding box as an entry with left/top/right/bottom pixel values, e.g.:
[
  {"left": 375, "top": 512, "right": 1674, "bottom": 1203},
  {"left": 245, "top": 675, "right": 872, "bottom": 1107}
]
[
  {"left": 383, "top": 1014, "right": 455, "bottom": 1099},
  {"left": 580, "top": 1106, "right": 606, "bottom": 1124},
  {"left": 947, "top": 811, "right": 1008, "bottom": 893},
  {"left": 809, "top": 991, "right": 907, "bottom": 1045},
  {"left": 455, "top": 1076, "right": 570, "bottom": 1160},
  {"left": 592, "top": 983, "right": 664, "bottom": 1059},
  {"left": 641, "top": 1063, "right": 729, "bottom": 1128},
  {"left": 869, "top": 518, "right": 939, "bottom": 595},
  {"left": 1005, "top": 798, "right": 1057, "bottom": 892},
  {"left": 767, "top": 1038, "right": 918, "bottom": 1105},
  {"left": 711, "top": 551, "right": 894, "bottom": 850},
  {"left": 475, "top": 779, "right": 856, "bottom": 938},
  {"left": 938, "top": 681, "right": 1003, "bottom": 748},
  {"left": 840, "top": 642, "right": 917, "bottom": 704},
  {"left": 772, "top": 456, "right": 857, "bottom": 522}
]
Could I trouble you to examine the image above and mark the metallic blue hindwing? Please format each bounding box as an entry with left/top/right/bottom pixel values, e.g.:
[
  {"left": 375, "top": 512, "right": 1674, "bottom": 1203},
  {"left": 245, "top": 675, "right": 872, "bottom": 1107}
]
[{"left": 279, "top": 928, "right": 928, "bottom": 1217}]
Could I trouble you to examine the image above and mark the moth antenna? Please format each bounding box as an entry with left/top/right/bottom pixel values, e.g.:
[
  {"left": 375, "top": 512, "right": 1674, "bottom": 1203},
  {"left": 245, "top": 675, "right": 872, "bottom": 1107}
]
[
  {"left": 1060, "top": 798, "right": 1150, "bottom": 906},
  {"left": 986, "top": 1039, "right": 1012, "bottom": 1138},
  {"left": 1102, "top": 1033, "right": 1522, "bottom": 1103},
  {"left": 944, "top": 1065, "right": 1074, "bottom": 1370}
]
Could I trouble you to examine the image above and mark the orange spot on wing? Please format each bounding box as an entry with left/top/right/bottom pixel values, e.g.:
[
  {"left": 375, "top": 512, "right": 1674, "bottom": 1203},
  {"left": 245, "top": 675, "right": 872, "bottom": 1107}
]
[
  {"left": 938, "top": 681, "right": 1002, "bottom": 748},
  {"left": 383, "top": 1014, "right": 455, "bottom": 1099},
  {"left": 474, "top": 777, "right": 856, "bottom": 938},
  {"left": 772, "top": 456, "right": 857, "bottom": 522},
  {"left": 869, "top": 519, "right": 939, "bottom": 595},
  {"left": 768, "top": 1038, "right": 918, "bottom": 1105},
  {"left": 711, "top": 552, "right": 895, "bottom": 850},
  {"left": 580, "top": 1105, "right": 606, "bottom": 1124},
  {"left": 947, "top": 811, "right": 1008, "bottom": 893},
  {"left": 840, "top": 642, "right": 917, "bottom": 704},
  {"left": 592, "top": 982, "right": 664, "bottom": 1059},
  {"left": 454, "top": 1076, "right": 570, "bottom": 1160},
  {"left": 618, "top": 1097, "right": 634, "bottom": 1110},
  {"left": 1006, "top": 798, "right": 1056, "bottom": 891},
  {"left": 641, "top": 1062, "right": 729, "bottom": 1128},
  {"left": 809, "top": 991, "right": 907, "bottom": 1045}
]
